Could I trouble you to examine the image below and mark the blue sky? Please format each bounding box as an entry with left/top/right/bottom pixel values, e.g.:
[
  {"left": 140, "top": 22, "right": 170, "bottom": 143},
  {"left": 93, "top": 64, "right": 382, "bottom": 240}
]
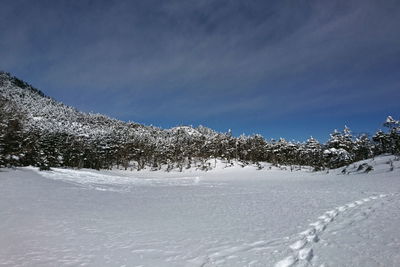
[{"left": 1, "top": 0, "right": 399, "bottom": 142}]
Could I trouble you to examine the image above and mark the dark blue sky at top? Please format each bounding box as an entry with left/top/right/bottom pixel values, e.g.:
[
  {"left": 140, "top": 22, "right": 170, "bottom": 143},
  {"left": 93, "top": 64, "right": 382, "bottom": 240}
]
[{"left": 1, "top": 0, "right": 399, "bottom": 142}]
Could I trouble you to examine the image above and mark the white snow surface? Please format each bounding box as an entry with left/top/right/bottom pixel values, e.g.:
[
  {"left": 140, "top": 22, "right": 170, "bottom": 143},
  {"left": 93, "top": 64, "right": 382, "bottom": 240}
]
[{"left": 1, "top": 155, "right": 400, "bottom": 267}]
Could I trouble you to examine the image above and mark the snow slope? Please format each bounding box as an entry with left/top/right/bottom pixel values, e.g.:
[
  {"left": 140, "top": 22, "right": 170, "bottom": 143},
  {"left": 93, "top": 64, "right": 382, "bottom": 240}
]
[
  {"left": 0, "top": 71, "right": 218, "bottom": 143},
  {"left": 0, "top": 155, "right": 399, "bottom": 266}
]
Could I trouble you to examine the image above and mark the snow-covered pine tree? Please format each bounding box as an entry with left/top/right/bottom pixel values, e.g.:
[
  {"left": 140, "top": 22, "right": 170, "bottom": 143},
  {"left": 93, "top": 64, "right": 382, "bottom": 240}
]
[
  {"left": 302, "top": 137, "right": 323, "bottom": 170},
  {"left": 372, "top": 130, "right": 390, "bottom": 155},
  {"left": 0, "top": 97, "right": 25, "bottom": 167},
  {"left": 324, "top": 127, "right": 355, "bottom": 168},
  {"left": 353, "top": 134, "right": 373, "bottom": 161},
  {"left": 383, "top": 116, "right": 400, "bottom": 154}
]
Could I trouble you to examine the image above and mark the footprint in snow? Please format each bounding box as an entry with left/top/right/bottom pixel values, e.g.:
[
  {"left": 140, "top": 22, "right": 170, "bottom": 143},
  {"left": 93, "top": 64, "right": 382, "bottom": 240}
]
[
  {"left": 298, "top": 247, "right": 313, "bottom": 261},
  {"left": 274, "top": 194, "right": 388, "bottom": 267},
  {"left": 290, "top": 240, "right": 307, "bottom": 250}
]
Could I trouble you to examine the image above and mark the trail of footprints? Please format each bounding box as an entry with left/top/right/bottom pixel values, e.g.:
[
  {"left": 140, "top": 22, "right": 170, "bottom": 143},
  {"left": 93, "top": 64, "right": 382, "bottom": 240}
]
[{"left": 274, "top": 194, "right": 388, "bottom": 267}]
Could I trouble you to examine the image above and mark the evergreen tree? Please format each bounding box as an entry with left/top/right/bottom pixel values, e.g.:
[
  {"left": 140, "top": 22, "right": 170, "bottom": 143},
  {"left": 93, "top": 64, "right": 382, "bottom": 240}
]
[
  {"left": 383, "top": 116, "right": 400, "bottom": 154},
  {"left": 324, "top": 127, "right": 355, "bottom": 168},
  {"left": 0, "top": 97, "right": 24, "bottom": 167},
  {"left": 302, "top": 137, "right": 323, "bottom": 169},
  {"left": 353, "top": 134, "right": 373, "bottom": 161}
]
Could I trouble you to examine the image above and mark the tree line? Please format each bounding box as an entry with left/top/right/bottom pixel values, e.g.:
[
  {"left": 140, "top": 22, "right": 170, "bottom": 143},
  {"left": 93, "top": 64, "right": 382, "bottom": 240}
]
[{"left": 1, "top": 96, "right": 399, "bottom": 171}]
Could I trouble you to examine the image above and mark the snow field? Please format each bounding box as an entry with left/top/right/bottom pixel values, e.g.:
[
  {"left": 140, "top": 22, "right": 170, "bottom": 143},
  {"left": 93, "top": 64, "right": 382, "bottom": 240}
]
[
  {"left": 275, "top": 193, "right": 391, "bottom": 267},
  {"left": 0, "top": 155, "right": 399, "bottom": 266}
]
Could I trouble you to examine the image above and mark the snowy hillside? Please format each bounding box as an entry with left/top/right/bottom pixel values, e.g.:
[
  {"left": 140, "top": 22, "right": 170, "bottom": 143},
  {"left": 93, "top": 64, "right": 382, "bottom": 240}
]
[
  {"left": 1, "top": 71, "right": 399, "bottom": 172},
  {"left": 0, "top": 71, "right": 218, "bottom": 140},
  {"left": 0, "top": 71, "right": 229, "bottom": 170},
  {"left": 1, "top": 155, "right": 399, "bottom": 266}
]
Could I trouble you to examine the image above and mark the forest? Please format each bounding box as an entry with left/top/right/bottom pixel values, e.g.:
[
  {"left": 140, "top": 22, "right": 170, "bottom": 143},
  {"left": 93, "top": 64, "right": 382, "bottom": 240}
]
[{"left": 1, "top": 71, "right": 399, "bottom": 171}]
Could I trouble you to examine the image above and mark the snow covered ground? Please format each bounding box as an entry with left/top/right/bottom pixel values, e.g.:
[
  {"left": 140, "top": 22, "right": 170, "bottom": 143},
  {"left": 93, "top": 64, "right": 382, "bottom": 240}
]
[{"left": 1, "top": 155, "right": 400, "bottom": 267}]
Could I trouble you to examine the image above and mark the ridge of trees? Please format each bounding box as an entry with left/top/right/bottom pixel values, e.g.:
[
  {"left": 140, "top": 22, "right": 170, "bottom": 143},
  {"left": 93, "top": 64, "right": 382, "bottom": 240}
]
[{"left": 0, "top": 72, "right": 399, "bottom": 171}]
